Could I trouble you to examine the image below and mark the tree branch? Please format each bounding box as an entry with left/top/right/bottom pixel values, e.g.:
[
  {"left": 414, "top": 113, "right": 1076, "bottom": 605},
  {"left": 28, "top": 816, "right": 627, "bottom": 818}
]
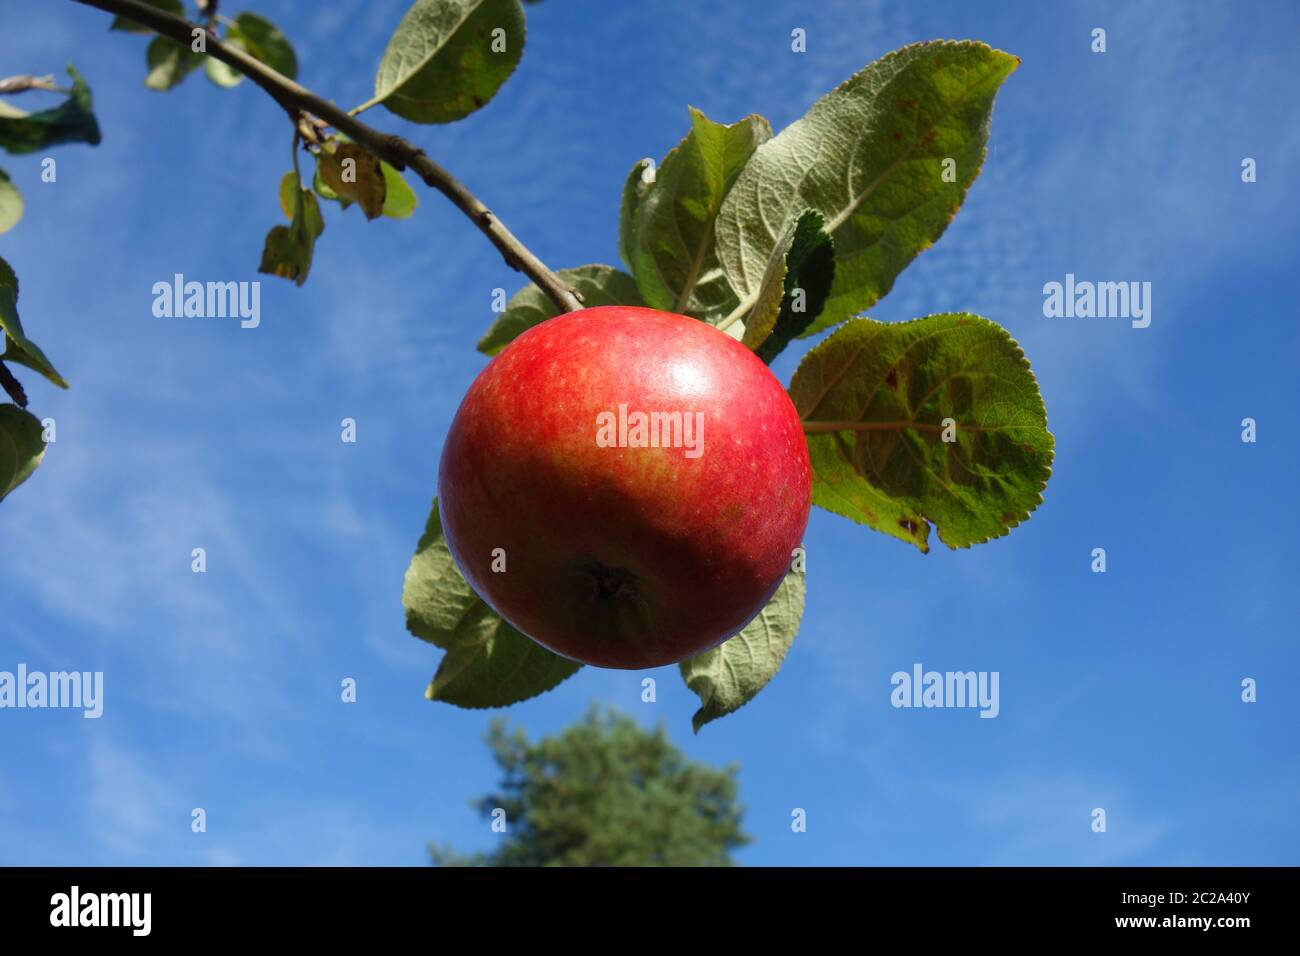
[{"left": 71, "top": 0, "right": 585, "bottom": 313}]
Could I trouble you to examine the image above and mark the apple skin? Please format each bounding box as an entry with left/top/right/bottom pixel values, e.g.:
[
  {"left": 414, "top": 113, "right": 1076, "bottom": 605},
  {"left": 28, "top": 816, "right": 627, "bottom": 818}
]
[{"left": 437, "top": 305, "right": 811, "bottom": 669}]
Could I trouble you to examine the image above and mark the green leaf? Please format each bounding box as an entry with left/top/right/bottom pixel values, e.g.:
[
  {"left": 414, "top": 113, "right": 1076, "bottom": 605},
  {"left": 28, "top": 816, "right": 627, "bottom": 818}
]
[
  {"left": 259, "top": 171, "right": 325, "bottom": 286},
  {"left": 0, "top": 403, "right": 46, "bottom": 502},
  {"left": 617, "top": 157, "right": 653, "bottom": 273},
  {"left": 679, "top": 567, "right": 806, "bottom": 733},
  {"left": 203, "top": 56, "right": 244, "bottom": 88},
  {"left": 372, "top": 0, "right": 526, "bottom": 124},
  {"left": 317, "top": 142, "right": 386, "bottom": 220},
  {"left": 788, "top": 313, "right": 1053, "bottom": 553},
  {"left": 145, "top": 35, "right": 204, "bottom": 91},
  {"left": 0, "top": 281, "right": 68, "bottom": 390},
  {"left": 203, "top": 38, "right": 246, "bottom": 87},
  {"left": 0, "top": 66, "right": 102, "bottom": 154},
  {"left": 404, "top": 497, "right": 581, "bottom": 708},
  {"left": 230, "top": 12, "right": 298, "bottom": 80},
  {"left": 0, "top": 168, "right": 22, "bottom": 234},
  {"left": 0, "top": 256, "right": 16, "bottom": 294},
  {"left": 740, "top": 210, "right": 835, "bottom": 364},
  {"left": 110, "top": 0, "right": 183, "bottom": 32},
  {"left": 628, "top": 108, "right": 770, "bottom": 321},
  {"left": 276, "top": 169, "right": 299, "bottom": 219},
  {"left": 425, "top": 624, "right": 582, "bottom": 708},
  {"left": 477, "top": 264, "right": 643, "bottom": 356},
  {"left": 715, "top": 41, "right": 1018, "bottom": 338},
  {"left": 379, "top": 160, "right": 418, "bottom": 218}
]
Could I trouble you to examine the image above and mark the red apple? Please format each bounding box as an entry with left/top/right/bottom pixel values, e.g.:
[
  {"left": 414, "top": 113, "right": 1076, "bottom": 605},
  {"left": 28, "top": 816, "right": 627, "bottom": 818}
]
[{"left": 437, "top": 305, "right": 811, "bottom": 669}]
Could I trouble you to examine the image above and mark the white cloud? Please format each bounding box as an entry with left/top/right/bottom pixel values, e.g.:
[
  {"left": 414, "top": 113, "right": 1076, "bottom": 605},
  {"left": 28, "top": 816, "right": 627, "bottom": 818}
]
[
  {"left": 964, "top": 770, "right": 1174, "bottom": 865},
  {"left": 87, "top": 737, "right": 178, "bottom": 858}
]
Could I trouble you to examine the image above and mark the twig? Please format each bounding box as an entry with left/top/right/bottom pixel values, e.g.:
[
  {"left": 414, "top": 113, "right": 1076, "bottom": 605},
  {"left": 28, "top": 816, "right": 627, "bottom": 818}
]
[
  {"left": 0, "top": 74, "right": 61, "bottom": 95},
  {"left": 70, "top": 0, "right": 584, "bottom": 313}
]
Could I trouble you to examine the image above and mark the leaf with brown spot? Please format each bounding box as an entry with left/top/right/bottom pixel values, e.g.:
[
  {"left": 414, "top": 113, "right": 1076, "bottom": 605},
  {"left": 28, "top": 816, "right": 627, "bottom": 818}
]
[
  {"left": 259, "top": 172, "right": 325, "bottom": 286},
  {"left": 318, "top": 142, "right": 386, "bottom": 220},
  {"left": 372, "top": 0, "right": 526, "bottom": 124},
  {"left": 789, "top": 312, "right": 1053, "bottom": 551}
]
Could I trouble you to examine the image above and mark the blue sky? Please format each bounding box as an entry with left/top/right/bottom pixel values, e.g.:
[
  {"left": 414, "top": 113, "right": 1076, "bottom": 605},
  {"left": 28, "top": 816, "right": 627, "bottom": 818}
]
[{"left": 1, "top": 0, "right": 1297, "bottom": 865}]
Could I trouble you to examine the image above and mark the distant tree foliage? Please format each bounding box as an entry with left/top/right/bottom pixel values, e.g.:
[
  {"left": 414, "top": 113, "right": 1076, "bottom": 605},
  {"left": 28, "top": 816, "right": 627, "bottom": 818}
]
[{"left": 430, "top": 707, "right": 751, "bottom": 866}]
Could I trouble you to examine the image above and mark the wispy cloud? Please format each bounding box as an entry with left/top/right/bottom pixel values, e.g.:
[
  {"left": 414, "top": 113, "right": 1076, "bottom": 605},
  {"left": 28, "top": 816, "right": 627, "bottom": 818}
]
[
  {"left": 87, "top": 736, "right": 179, "bottom": 858},
  {"left": 965, "top": 770, "right": 1173, "bottom": 865}
]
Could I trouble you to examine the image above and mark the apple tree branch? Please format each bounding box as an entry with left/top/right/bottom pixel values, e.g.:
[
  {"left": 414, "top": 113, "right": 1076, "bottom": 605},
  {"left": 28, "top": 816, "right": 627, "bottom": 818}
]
[{"left": 70, "top": 0, "right": 585, "bottom": 313}]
